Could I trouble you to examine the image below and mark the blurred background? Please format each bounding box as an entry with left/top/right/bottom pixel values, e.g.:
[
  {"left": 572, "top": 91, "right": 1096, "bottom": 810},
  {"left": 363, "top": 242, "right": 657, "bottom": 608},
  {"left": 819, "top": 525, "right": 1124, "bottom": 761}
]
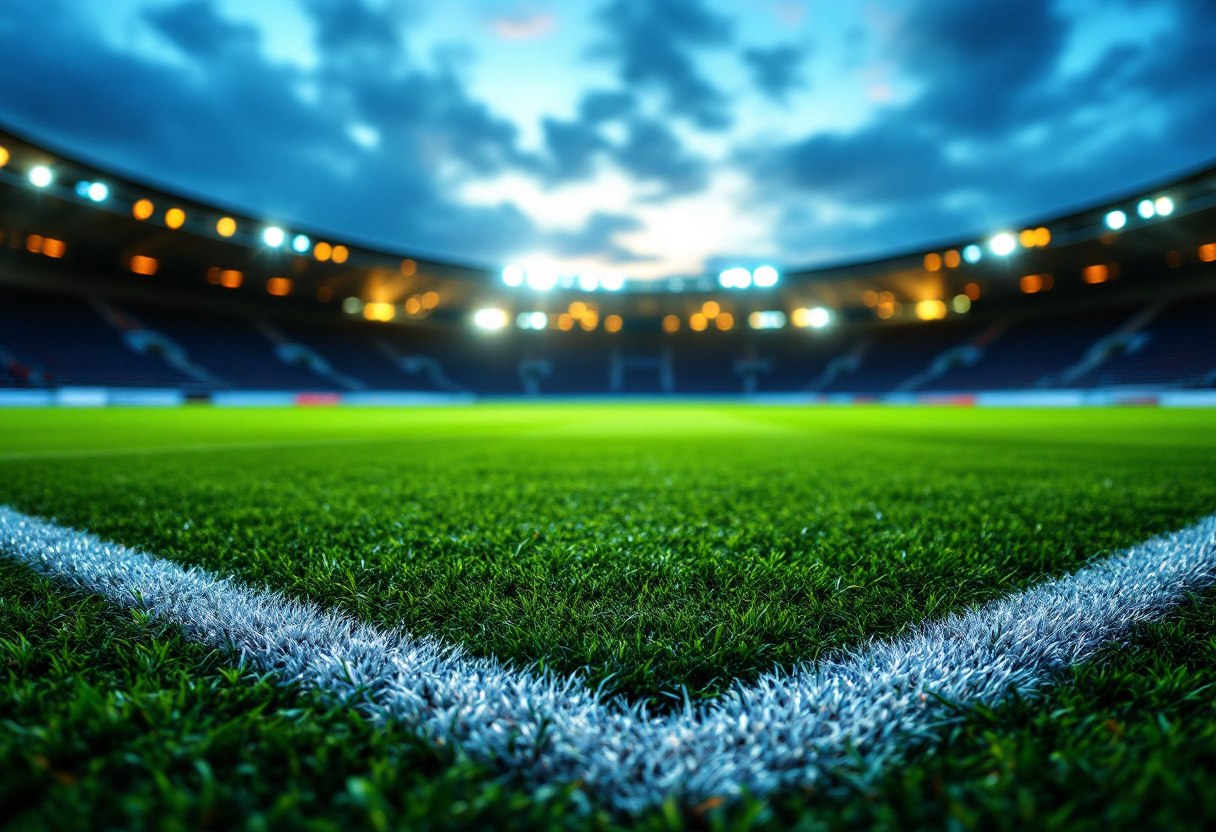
[{"left": 0, "top": 0, "right": 1213, "bottom": 403}]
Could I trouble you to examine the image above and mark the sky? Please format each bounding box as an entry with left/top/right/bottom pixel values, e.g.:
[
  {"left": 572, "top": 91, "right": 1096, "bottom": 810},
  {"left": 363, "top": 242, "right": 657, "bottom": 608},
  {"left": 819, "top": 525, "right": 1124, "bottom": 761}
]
[{"left": 0, "top": 0, "right": 1213, "bottom": 279}]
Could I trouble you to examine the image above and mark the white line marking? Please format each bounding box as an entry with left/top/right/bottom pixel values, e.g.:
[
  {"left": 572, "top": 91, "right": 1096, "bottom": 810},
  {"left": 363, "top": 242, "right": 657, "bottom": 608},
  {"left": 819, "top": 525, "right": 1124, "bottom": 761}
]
[{"left": 2, "top": 505, "right": 1214, "bottom": 813}]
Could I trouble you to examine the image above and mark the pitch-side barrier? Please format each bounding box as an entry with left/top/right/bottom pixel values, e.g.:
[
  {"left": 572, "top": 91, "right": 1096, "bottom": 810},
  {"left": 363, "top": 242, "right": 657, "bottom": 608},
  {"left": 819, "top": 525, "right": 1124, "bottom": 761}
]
[{"left": 0, "top": 388, "right": 1214, "bottom": 407}]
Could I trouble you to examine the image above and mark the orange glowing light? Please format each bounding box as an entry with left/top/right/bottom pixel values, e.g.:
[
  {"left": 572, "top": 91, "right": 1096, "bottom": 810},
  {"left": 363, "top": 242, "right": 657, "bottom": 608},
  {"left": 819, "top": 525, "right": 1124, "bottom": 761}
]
[
  {"left": 716, "top": 312, "right": 734, "bottom": 331},
  {"left": 206, "top": 267, "right": 221, "bottom": 284},
  {"left": 702, "top": 300, "right": 720, "bottom": 319},
  {"left": 331, "top": 245, "right": 349, "bottom": 264},
  {"left": 569, "top": 301, "right": 587, "bottom": 318},
  {"left": 1083, "top": 265, "right": 1109, "bottom": 284},
  {"left": 1200, "top": 243, "right": 1216, "bottom": 263},
  {"left": 690, "top": 312, "right": 708, "bottom": 331},
  {"left": 605, "top": 314, "right": 623, "bottom": 333},
  {"left": 915, "top": 299, "right": 947, "bottom": 320},
  {"left": 421, "top": 291, "right": 439, "bottom": 309},
  {"left": 1020, "top": 274, "right": 1043, "bottom": 294},
  {"left": 1034, "top": 227, "right": 1051, "bottom": 247},
  {"left": 165, "top": 208, "right": 186, "bottom": 229},
  {"left": 1019, "top": 229, "right": 1037, "bottom": 248},
  {"left": 879, "top": 291, "right": 895, "bottom": 304},
  {"left": 314, "top": 242, "right": 332, "bottom": 262},
  {"left": 26, "top": 235, "right": 43, "bottom": 254},
  {"left": 964, "top": 283, "right": 981, "bottom": 300},
  {"left": 0, "top": 146, "right": 8, "bottom": 168},
  {"left": 662, "top": 314, "right": 681, "bottom": 333},
  {"left": 862, "top": 290, "right": 878, "bottom": 307},
  {"left": 923, "top": 252, "right": 942, "bottom": 272},
  {"left": 132, "top": 199, "right": 154, "bottom": 220},
  {"left": 400, "top": 258, "right": 417, "bottom": 276},
  {"left": 404, "top": 296, "right": 422, "bottom": 315},
  {"left": 220, "top": 269, "right": 243, "bottom": 288},
  {"left": 129, "top": 255, "right": 158, "bottom": 276},
  {"left": 267, "top": 277, "right": 292, "bottom": 296},
  {"left": 216, "top": 217, "right": 236, "bottom": 237},
  {"left": 581, "top": 311, "right": 599, "bottom": 330},
  {"left": 363, "top": 302, "right": 395, "bottom": 322},
  {"left": 876, "top": 304, "right": 895, "bottom": 319},
  {"left": 558, "top": 313, "right": 574, "bottom": 330},
  {"left": 42, "top": 238, "right": 65, "bottom": 258},
  {"left": 944, "top": 249, "right": 961, "bottom": 268}
]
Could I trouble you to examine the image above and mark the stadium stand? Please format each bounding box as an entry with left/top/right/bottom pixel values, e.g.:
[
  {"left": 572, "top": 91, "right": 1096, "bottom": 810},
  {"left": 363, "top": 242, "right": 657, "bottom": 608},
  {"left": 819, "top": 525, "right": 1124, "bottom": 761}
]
[{"left": 2, "top": 125, "right": 1216, "bottom": 399}]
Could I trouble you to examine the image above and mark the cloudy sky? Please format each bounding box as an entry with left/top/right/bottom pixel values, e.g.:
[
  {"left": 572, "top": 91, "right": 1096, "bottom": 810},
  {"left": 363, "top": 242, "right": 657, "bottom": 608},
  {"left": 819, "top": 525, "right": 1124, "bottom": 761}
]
[{"left": 1, "top": 0, "right": 1213, "bottom": 278}]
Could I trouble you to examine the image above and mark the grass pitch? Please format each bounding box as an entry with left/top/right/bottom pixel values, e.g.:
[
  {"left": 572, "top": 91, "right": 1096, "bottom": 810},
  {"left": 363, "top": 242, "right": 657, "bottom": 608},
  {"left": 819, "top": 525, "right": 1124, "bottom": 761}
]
[{"left": 3, "top": 404, "right": 1216, "bottom": 829}]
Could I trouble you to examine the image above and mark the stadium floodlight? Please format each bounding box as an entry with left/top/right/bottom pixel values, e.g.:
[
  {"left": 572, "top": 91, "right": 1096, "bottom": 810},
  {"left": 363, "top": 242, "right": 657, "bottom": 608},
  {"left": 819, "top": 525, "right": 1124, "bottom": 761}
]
[
  {"left": 748, "top": 310, "right": 787, "bottom": 330},
  {"left": 87, "top": 182, "right": 108, "bottom": 202},
  {"left": 753, "top": 265, "right": 779, "bottom": 288},
  {"left": 473, "top": 308, "right": 509, "bottom": 330},
  {"left": 962, "top": 244, "right": 982, "bottom": 264},
  {"left": 263, "top": 227, "right": 286, "bottom": 248},
  {"left": 807, "top": 307, "right": 832, "bottom": 328},
  {"left": 577, "top": 274, "right": 599, "bottom": 292},
  {"left": 600, "top": 274, "right": 624, "bottom": 291},
  {"left": 1155, "top": 196, "right": 1175, "bottom": 216},
  {"left": 502, "top": 265, "right": 524, "bottom": 287},
  {"left": 719, "top": 267, "right": 752, "bottom": 289},
  {"left": 1137, "top": 199, "right": 1155, "bottom": 219},
  {"left": 1104, "top": 209, "right": 1127, "bottom": 230},
  {"left": 29, "top": 165, "right": 52, "bottom": 188},
  {"left": 525, "top": 263, "right": 558, "bottom": 291},
  {"left": 989, "top": 233, "right": 1016, "bottom": 256},
  {"left": 292, "top": 234, "right": 311, "bottom": 253}
]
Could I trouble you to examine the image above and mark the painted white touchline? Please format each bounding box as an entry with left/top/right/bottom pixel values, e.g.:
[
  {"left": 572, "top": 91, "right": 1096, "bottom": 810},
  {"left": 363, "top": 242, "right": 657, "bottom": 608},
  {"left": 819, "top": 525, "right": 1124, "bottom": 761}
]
[{"left": 2, "top": 504, "right": 1215, "bottom": 814}]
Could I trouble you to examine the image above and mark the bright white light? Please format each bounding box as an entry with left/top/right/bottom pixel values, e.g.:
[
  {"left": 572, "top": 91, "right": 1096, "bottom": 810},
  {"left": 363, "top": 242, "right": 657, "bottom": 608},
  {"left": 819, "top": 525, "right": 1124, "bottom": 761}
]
[
  {"left": 752, "top": 265, "right": 779, "bottom": 288},
  {"left": 502, "top": 265, "right": 524, "bottom": 287},
  {"left": 87, "top": 182, "right": 108, "bottom": 202},
  {"left": 530, "top": 311, "right": 548, "bottom": 329},
  {"left": 292, "top": 234, "right": 311, "bottom": 253},
  {"left": 748, "top": 310, "right": 787, "bottom": 330},
  {"left": 263, "top": 227, "right": 285, "bottom": 247},
  {"left": 989, "top": 233, "right": 1016, "bottom": 256},
  {"left": 1105, "top": 210, "right": 1127, "bottom": 230},
  {"left": 963, "top": 244, "right": 982, "bottom": 264},
  {"left": 600, "top": 274, "right": 624, "bottom": 292},
  {"left": 1155, "top": 196, "right": 1175, "bottom": 216},
  {"left": 525, "top": 262, "right": 558, "bottom": 291},
  {"left": 473, "top": 308, "right": 509, "bottom": 330},
  {"left": 577, "top": 274, "right": 599, "bottom": 292},
  {"left": 808, "top": 307, "right": 832, "bottom": 328},
  {"left": 29, "top": 166, "right": 52, "bottom": 188},
  {"left": 719, "top": 267, "right": 752, "bottom": 288},
  {"left": 1137, "top": 199, "right": 1155, "bottom": 219}
]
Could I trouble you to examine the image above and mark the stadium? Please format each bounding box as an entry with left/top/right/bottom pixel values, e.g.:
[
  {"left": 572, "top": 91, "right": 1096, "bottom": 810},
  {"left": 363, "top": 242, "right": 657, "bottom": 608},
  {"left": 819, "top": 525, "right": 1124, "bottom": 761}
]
[
  {"left": 3, "top": 1, "right": 1216, "bottom": 829},
  {"left": 1, "top": 122, "right": 1215, "bottom": 402}
]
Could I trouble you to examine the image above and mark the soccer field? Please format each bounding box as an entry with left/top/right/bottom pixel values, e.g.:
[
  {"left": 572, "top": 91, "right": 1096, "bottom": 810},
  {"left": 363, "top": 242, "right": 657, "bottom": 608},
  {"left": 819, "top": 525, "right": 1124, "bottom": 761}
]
[{"left": 3, "top": 404, "right": 1216, "bottom": 830}]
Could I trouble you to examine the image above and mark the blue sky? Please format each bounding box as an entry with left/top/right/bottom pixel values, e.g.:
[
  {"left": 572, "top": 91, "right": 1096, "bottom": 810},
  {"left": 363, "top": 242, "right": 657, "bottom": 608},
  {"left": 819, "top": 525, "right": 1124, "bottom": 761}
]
[{"left": 1, "top": 0, "right": 1213, "bottom": 278}]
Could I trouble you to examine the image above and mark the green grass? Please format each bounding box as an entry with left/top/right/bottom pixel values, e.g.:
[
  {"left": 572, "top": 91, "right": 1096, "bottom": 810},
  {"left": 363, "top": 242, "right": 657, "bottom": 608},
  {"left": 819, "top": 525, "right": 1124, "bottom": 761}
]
[{"left": 3, "top": 404, "right": 1216, "bottom": 828}]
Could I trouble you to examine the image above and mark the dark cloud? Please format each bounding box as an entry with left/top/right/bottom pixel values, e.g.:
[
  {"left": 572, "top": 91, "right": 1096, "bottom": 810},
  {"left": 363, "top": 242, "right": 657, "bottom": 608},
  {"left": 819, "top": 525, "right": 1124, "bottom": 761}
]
[
  {"left": 742, "top": 45, "right": 806, "bottom": 102},
  {"left": 746, "top": 0, "right": 1216, "bottom": 266},
  {"left": 540, "top": 116, "right": 608, "bottom": 182},
  {"left": 612, "top": 118, "right": 708, "bottom": 197},
  {"left": 545, "top": 211, "right": 650, "bottom": 262},
  {"left": 593, "top": 0, "right": 733, "bottom": 130},
  {"left": 0, "top": 0, "right": 538, "bottom": 263}
]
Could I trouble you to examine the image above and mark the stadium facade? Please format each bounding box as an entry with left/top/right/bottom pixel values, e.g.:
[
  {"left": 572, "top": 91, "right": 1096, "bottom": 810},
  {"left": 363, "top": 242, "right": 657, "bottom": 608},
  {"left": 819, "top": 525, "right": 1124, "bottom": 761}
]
[{"left": 1, "top": 126, "right": 1215, "bottom": 405}]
